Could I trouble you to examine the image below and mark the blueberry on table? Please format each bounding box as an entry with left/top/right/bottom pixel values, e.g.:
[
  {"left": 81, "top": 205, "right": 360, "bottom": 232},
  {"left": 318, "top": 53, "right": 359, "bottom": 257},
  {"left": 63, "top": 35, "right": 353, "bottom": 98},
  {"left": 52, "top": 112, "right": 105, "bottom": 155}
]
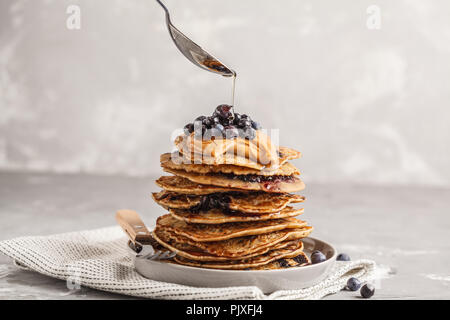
[
  {"left": 337, "top": 253, "right": 351, "bottom": 261},
  {"left": 311, "top": 250, "right": 326, "bottom": 264},
  {"left": 360, "top": 284, "right": 375, "bottom": 298},
  {"left": 346, "top": 277, "right": 361, "bottom": 291}
]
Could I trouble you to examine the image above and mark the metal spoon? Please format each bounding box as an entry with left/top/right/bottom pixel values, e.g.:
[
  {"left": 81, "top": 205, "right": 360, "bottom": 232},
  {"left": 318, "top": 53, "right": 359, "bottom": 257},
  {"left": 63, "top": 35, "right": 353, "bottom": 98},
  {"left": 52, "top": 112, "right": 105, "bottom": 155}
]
[{"left": 155, "top": 0, "right": 236, "bottom": 78}]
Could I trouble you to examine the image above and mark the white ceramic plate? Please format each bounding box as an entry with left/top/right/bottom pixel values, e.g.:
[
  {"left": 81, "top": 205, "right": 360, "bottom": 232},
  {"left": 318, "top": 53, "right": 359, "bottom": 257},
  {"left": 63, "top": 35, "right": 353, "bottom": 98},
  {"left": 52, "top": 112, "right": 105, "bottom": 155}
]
[{"left": 130, "top": 237, "right": 336, "bottom": 293}]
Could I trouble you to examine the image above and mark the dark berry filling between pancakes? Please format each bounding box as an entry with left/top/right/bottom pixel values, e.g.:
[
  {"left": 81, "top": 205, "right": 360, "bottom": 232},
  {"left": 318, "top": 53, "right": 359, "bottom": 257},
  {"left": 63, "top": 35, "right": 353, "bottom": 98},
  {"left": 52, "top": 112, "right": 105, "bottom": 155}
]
[{"left": 214, "top": 173, "right": 296, "bottom": 184}]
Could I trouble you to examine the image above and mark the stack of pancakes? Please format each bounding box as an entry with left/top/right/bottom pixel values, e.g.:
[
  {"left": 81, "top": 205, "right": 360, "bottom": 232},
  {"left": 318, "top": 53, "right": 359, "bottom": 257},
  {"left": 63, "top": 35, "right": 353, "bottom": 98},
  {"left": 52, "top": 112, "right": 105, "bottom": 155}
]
[{"left": 151, "top": 148, "right": 312, "bottom": 270}]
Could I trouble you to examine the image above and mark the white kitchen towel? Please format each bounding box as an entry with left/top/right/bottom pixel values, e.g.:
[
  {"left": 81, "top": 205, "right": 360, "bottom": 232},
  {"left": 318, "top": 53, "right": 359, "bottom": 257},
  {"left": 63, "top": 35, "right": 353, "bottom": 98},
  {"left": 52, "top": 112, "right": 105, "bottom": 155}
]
[{"left": 0, "top": 226, "right": 379, "bottom": 300}]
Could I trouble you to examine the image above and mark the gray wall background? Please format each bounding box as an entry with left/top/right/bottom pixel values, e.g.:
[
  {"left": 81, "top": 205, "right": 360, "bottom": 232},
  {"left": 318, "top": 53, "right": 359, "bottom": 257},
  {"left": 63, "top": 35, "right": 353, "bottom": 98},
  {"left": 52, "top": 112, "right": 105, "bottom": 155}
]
[{"left": 0, "top": 0, "right": 449, "bottom": 187}]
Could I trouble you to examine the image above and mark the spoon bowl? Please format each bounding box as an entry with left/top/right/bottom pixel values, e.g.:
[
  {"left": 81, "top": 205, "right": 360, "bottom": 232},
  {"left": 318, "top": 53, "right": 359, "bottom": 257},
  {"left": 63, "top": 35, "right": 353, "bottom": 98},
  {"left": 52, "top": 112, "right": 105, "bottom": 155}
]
[{"left": 156, "top": 0, "right": 236, "bottom": 78}]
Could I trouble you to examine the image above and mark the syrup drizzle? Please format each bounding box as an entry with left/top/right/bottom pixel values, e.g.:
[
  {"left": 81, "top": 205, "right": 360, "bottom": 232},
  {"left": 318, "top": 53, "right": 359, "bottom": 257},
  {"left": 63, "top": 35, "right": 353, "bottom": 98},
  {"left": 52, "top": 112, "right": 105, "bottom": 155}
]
[
  {"left": 231, "top": 73, "right": 236, "bottom": 106},
  {"left": 199, "top": 58, "right": 236, "bottom": 107}
]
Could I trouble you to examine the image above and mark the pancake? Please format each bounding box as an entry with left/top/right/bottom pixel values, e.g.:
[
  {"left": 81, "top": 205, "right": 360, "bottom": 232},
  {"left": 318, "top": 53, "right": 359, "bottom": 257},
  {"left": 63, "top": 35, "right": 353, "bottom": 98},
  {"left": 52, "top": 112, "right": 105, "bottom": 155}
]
[
  {"left": 156, "top": 214, "right": 307, "bottom": 242},
  {"left": 169, "top": 206, "right": 304, "bottom": 224},
  {"left": 154, "top": 227, "right": 313, "bottom": 257},
  {"left": 152, "top": 190, "right": 305, "bottom": 213},
  {"left": 173, "top": 241, "right": 304, "bottom": 270},
  {"left": 161, "top": 152, "right": 300, "bottom": 176},
  {"left": 162, "top": 168, "right": 305, "bottom": 193},
  {"left": 175, "top": 134, "right": 301, "bottom": 170},
  {"left": 155, "top": 175, "right": 244, "bottom": 195},
  {"left": 279, "top": 147, "right": 302, "bottom": 163},
  {"left": 153, "top": 228, "right": 302, "bottom": 261},
  {"left": 227, "top": 192, "right": 305, "bottom": 213},
  {"left": 249, "top": 252, "right": 310, "bottom": 270}
]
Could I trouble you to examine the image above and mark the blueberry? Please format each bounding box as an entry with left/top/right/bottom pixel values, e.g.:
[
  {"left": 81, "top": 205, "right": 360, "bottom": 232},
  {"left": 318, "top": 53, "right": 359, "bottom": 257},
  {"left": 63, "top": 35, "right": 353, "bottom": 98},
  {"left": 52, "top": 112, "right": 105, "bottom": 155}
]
[
  {"left": 183, "top": 123, "right": 194, "bottom": 135},
  {"left": 279, "top": 259, "right": 290, "bottom": 268},
  {"left": 212, "top": 117, "right": 221, "bottom": 125},
  {"left": 293, "top": 254, "right": 308, "bottom": 265},
  {"left": 193, "top": 121, "right": 204, "bottom": 139},
  {"left": 204, "top": 127, "right": 223, "bottom": 140},
  {"left": 217, "top": 197, "right": 228, "bottom": 208},
  {"left": 204, "top": 116, "right": 215, "bottom": 128},
  {"left": 346, "top": 277, "right": 361, "bottom": 291},
  {"left": 251, "top": 120, "right": 261, "bottom": 130},
  {"left": 221, "top": 118, "right": 232, "bottom": 126},
  {"left": 360, "top": 283, "right": 375, "bottom": 298},
  {"left": 195, "top": 115, "right": 206, "bottom": 122},
  {"left": 214, "top": 123, "right": 225, "bottom": 134},
  {"left": 199, "top": 196, "right": 210, "bottom": 210},
  {"left": 238, "top": 128, "right": 246, "bottom": 139},
  {"left": 233, "top": 113, "right": 242, "bottom": 125},
  {"left": 243, "top": 127, "right": 256, "bottom": 140},
  {"left": 241, "top": 114, "right": 250, "bottom": 120},
  {"left": 213, "top": 127, "right": 224, "bottom": 138},
  {"left": 337, "top": 253, "right": 351, "bottom": 261},
  {"left": 238, "top": 119, "right": 252, "bottom": 129},
  {"left": 214, "top": 104, "right": 234, "bottom": 122},
  {"left": 219, "top": 194, "right": 231, "bottom": 205},
  {"left": 311, "top": 250, "right": 326, "bottom": 264},
  {"left": 208, "top": 195, "right": 219, "bottom": 208},
  {"left": 224, "top": 125, "right": 239, "bottom": 139}
]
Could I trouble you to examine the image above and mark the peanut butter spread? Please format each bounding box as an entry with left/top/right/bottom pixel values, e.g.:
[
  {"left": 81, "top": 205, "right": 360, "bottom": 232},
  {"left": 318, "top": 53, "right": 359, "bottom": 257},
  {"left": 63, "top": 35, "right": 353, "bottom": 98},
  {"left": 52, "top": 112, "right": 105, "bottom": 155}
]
[{"left": 174, "top": 130, "right": 281, "bottom": 169}]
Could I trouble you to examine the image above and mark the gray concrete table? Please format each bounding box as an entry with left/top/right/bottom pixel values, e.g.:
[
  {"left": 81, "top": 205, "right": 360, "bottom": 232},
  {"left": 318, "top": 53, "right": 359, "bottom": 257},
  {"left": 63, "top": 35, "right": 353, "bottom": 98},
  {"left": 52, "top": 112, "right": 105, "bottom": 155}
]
[{"left": 0, "top": 171, "right": 449, "bottom": 300}]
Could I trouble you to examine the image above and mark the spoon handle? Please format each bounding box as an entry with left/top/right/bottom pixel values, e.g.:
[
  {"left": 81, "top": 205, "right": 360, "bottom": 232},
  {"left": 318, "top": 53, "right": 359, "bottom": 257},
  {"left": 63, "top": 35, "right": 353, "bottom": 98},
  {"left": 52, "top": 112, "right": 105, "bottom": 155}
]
[
  {"left": 156, "top": 0, "right": 170, "bottom": 20},
  {"left": 115, "top": 209, "right": 153, "bottom": 245}
]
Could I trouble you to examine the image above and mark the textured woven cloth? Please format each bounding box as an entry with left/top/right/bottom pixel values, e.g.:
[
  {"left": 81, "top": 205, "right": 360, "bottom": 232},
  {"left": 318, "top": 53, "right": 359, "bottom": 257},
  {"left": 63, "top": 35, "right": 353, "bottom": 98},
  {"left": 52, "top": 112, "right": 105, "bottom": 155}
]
[{"left": 0, "top": 227, "right": 378, "bottom": 300}]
